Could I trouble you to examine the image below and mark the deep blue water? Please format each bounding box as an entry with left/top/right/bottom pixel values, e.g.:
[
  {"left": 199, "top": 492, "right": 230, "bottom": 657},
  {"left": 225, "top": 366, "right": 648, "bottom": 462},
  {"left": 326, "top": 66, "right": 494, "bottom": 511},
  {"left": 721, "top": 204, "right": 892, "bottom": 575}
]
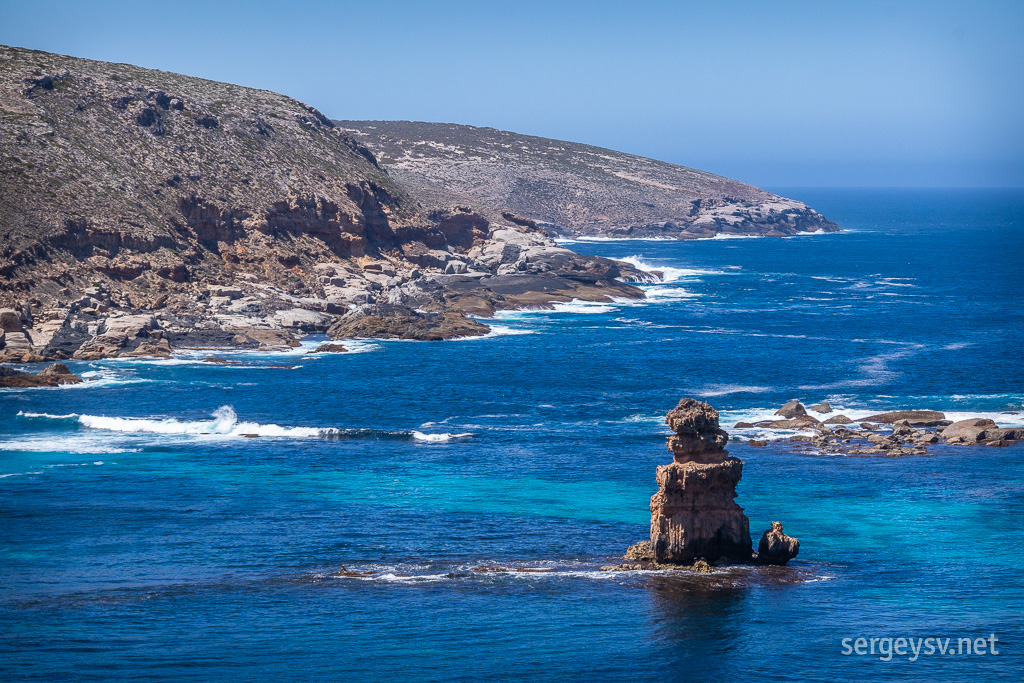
[{"left": 1, "top": 188, "right": 1022, "bottom": 681}]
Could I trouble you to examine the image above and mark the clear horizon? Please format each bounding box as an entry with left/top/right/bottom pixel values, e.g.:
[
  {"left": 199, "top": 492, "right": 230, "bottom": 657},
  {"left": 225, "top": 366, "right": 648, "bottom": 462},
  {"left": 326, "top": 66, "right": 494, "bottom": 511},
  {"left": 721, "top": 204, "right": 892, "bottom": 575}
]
[{"left": 1, "top": 0, "right": 1020, "bottom": 189}]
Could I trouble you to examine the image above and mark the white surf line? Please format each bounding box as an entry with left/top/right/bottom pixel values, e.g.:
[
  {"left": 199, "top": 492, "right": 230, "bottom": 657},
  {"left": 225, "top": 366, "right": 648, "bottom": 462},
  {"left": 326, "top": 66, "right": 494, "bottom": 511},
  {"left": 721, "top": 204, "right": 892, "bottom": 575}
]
[{"left": 18, "top": 407, "right": 476, "bottom": 442}]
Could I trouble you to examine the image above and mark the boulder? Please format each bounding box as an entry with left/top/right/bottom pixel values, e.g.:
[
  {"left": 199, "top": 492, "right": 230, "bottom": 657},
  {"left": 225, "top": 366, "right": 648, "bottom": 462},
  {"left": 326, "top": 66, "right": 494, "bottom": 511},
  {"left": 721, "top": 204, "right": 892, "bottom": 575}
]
[
  {"left": 754, "top": 417, "right": 819, "bottom": 429},
  {"left": 808, "top": 402, "right": 833, "bottom": 414},
  {"left": 860, "top": 410, "right": 946, "bottom": 426},
  {"left": 892, "top": 422, "right": 915, "bottom": 437},
  {"left": 757, "top": 522, "right": 800, "bottom": 565},
  {"left": 0, "top": 308, "right": 23, "bottom": 332},
  {"left": 982, "top": 427, "right": 1024, "bottom": 441},
  {"left": 0, "top": 362, "right": 83, "bottom": 388},
  {"left": 444, "top": 260, "right": 469, "bottom": 275},
  {"left": 775, "top": 400, "right": 807, "bottom": 418},
  {"left": 273, "top": 308, "right": 333, "bottom": 332},
  {"left": 207, "top": 285, "right": 243, "bottom": 299},
  {"left": 942, "top": 418, "right": 997, "bottom": 444},
  {"left": 823, "top": 414, "right": 853, "bottom": 424},
  {"left": 309, "top": 343, "right": 348, "bottom": 353},
  {"left": 623, "top": 541, "right": 655, "bottom": 562}
]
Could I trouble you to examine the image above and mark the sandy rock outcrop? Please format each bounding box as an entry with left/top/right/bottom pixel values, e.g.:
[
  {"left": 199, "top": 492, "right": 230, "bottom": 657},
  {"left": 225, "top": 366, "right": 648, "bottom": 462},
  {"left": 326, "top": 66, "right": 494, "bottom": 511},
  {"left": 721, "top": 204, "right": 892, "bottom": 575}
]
[{"left": 650, "top": 398, "right": 753, "bottom": 564}]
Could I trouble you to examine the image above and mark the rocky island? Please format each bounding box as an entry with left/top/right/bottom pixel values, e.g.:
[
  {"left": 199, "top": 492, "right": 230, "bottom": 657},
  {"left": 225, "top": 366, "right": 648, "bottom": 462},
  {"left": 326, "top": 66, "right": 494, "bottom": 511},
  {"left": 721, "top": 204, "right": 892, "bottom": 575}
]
[
  {"left": 736, "top": 400, "right": 1024, "bottom": 455},
  {"left": 607, "top": 398, "right": 799, "bottom": 572}
]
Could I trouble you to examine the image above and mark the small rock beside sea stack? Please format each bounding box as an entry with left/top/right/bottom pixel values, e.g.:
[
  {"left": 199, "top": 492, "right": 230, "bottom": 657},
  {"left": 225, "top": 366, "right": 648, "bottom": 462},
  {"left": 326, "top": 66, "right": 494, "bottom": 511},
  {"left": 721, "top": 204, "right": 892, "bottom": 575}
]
[{"left": 757, "top": 522, "right": 800, "bottom": 565}]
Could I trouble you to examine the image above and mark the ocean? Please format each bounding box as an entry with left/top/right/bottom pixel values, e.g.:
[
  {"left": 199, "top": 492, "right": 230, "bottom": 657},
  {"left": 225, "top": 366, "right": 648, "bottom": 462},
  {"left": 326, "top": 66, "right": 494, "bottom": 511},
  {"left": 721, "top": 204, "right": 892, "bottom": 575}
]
[{"left": 1, "top": 188, "right": 1022, "bottom": 681}]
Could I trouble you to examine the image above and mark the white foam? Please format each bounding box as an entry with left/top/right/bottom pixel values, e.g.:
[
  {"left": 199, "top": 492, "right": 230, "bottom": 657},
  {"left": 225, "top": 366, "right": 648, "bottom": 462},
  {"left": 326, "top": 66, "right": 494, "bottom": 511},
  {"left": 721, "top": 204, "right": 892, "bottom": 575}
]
[
  {"left": 642, "top": 286, "right": 701, "bottom": 302},
  {"left": 19, "top": 407, "right": 478, "bottom": 443},
  {"left": 18, "top": 411, "right": 78, "bottom": 420},
  {"left": 481, "top": 325, "right": 535, "bottom": 338},
  {"left": 620, "top": 413, "right": 665, "bottom": 423},
  {"left": 341, "top": 340, "right": 382, "bottom": 354},
  {"left": 709, "top": 233, "right": 762, "bottom": 240},
  {"left": 71, "top": 406, "right": 337, "bottom": 438},
  {"left": 551, "top": 300, "right": 617, "bottom": 314},
  {"left": 555, "top": 236, "right": 678, "bottom": 243},
  {"left": 0, "top": 437, "right": 139, "bottom": 454},
  {"left": 411, "top": 431, "right": 474, "bottom": 443},
  {"left": 695, "top": 384, "right": 775, "bottom": 398},
  {"left": 486, "top": 299, "right": 619, "bottom": 319},
  {"left": 616, "top": 255, "right": 726, "bottom": 283}
]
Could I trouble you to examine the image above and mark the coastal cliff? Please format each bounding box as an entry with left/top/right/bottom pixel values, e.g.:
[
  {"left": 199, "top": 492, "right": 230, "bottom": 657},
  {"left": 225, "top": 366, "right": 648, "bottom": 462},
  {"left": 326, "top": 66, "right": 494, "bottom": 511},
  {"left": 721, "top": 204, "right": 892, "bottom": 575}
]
[
  {"left": 335, "top": 121, "right": 840, "bottom": 239},
  {"left": 0, "top": 46, "right": 645, "bottom": 362}
]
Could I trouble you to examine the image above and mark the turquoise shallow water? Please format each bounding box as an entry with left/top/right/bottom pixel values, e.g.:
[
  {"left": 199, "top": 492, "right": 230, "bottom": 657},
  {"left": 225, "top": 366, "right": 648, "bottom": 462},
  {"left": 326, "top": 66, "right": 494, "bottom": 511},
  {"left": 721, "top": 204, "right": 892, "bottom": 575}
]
[{"left": 1, "top": 188, "right": 1023, "bottom": 680}]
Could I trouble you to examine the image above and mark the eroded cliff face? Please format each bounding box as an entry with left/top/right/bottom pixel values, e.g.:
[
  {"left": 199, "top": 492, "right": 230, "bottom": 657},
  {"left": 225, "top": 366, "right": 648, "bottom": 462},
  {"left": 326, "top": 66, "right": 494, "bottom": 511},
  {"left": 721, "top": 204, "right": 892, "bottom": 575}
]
[
  {"left": 650, "top": 398, "right": 753, "bottom": 564},
  {"left": 0, "top": 46, "right": 646, "bottom": 361}
]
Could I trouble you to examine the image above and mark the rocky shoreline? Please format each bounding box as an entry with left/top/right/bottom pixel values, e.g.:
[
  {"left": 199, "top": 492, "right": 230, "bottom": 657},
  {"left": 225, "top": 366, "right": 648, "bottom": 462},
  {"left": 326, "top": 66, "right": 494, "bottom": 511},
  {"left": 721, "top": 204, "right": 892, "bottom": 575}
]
[
  {"left": 0, "top": 227, "right": 648, "bottom": 363},
  {"left": 0, "top": 46, "right": 650, "bottom": 363},
  {"left": 735, "top": 400, "right": 1024, "bottom": 455}
]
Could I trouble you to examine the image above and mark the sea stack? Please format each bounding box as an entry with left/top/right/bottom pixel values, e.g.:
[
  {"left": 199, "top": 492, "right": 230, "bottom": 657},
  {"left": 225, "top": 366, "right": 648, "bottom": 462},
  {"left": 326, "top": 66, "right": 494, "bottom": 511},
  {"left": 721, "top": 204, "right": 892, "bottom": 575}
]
[{"left": 649, "top": 398, "right": 754, "bottom": 564}]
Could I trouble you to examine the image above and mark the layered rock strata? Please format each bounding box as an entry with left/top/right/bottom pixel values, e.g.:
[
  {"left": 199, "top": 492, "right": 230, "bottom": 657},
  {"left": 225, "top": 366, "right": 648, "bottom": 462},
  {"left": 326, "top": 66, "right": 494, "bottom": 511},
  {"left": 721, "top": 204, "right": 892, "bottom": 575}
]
[
  {"left": 649, "top": 398, "right": 753, "bottom": 564},
  {"left": 606, "top": 398, "right": 800, "bottom": 571}
]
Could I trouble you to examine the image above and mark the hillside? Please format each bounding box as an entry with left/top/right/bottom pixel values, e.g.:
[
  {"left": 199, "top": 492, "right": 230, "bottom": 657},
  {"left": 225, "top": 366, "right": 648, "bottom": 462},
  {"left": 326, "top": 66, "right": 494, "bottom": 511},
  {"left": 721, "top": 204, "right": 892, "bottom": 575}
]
[
  {"left": 0, "top": 46, "right": 643, "bottom": 362},
  {"left": 336, "top": 121, "right": 839, "bottom": 238}
]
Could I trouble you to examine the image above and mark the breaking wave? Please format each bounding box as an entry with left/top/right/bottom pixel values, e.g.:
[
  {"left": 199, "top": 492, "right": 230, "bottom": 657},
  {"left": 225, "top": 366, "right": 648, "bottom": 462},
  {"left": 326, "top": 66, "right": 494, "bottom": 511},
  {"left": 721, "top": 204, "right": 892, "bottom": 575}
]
[
  {"left": 17, "top": 407, "right": 475, "bottom": 443},
  {"left": 616, "top": 255, "right": 729, "bottom": 283}
]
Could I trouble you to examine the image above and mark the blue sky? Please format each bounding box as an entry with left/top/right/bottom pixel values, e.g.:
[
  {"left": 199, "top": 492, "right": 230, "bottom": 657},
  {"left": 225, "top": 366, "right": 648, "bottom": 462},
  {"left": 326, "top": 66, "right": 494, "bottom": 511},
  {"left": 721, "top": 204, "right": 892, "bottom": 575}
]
[{"left": 1, "top": 0, "right": 1021, "bottom": 187}]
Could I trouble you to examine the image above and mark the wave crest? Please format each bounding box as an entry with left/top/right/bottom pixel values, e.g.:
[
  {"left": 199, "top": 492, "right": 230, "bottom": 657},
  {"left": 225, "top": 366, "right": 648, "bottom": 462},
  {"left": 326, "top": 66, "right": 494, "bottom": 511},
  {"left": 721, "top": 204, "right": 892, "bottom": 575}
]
[{"left": 18, "top": 408, "right": 475, "bottom": 442}]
